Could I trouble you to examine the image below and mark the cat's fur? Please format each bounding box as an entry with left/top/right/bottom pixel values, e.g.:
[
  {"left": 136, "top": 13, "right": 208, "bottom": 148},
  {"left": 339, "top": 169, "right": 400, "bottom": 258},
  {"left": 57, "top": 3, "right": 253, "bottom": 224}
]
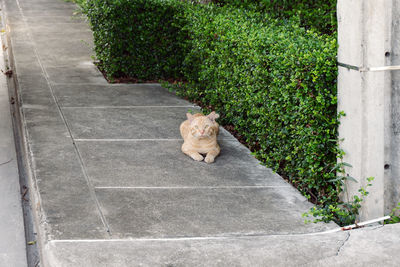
[{"left": 180, "top": 111, "right": 220, "bottom": 163}]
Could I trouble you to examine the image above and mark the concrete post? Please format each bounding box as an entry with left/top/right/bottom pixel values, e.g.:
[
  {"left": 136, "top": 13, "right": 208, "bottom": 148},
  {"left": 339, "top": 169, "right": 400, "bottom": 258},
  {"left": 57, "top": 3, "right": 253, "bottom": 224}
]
[{"left": 337, "top": 0, "right": 393, "bottom": 220}]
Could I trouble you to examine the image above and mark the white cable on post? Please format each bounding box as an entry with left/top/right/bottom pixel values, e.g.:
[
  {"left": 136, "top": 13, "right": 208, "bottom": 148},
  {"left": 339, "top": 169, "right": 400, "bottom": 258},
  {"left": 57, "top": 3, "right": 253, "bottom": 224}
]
[{"left": 338, "top": 62, "right": 400, "bottom": 72}]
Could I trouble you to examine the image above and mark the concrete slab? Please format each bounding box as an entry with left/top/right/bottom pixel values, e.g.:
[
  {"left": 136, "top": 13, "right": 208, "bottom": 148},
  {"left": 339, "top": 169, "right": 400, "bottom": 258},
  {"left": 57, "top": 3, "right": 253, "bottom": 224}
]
[
  {"left": 7, "top": 14, "right": 87, "bottom": 25},
  {"left": 16, "top": 74, "right": 49, "bottom": 95},
  {"left": 42, "top": 59, "right": 98, "bottom": 71},
  {"left": 54, "top": 84, "right": 193, "bottom": 107},
  {"left": 2, "top": 0, "right": 20, "bottom": 13},
  {"left": 32, "top": 171, "right": 108, "bottom": 241},
  {"left": 62, "top": 107, "right": 235, "bottom": 139},
  {"left": 27, "top": 23, "right": 92, "bottom": 34},
  {"left": 8, "top": 24, "right": 30, "bottom": 41},
  {"left": 21, "top": 107, "right": 108, "bottom": 240},
  {"left": 32, "top": 31, "right": 93, "bottom": 45},
  {"left": 20, "top": 89, "right": 54, "bottom": 107},
  {"left": 14, "top": 73, "right": 54, "bottom": 108},
  {"left": 44, "top": 232, "right": 348, "bottom": 267},
  {"left": 14, "top": 61, "right": 44, "bottom": 77},
  {"left": 9, "top": 42, "right": 38, "bottom": 65},
  {"left": 96, "top": 187, "right": 330, "bottom": 239},
  {"left": 18, "top": 2, "right": 78, "bottom": 11},
  {"left": 15, "top": 10, "right": 78, "bottom": 17},
  {"left": 45, "top": 65, "right": 107, "bottom": 84},
  {"left": 22, "top": 107, "right": 69, "bottom": 141},
  {"left": 35, "top": 40, "right": 93, "bottom": 65},
  {"left": 310, "top": 225, "right": 400, "bottom": 266},
  {"left": 76, "top": 139, "right": 287, "bottom": 187},
  {"left": 31, "top": 14, "right": 87, "bottom": 24}
]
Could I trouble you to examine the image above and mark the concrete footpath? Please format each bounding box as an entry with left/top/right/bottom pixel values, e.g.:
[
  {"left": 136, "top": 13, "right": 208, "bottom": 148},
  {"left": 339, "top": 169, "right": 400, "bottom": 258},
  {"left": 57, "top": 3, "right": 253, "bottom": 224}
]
[
  {"left": 0, "top": 10, "right": 27, "bottom": 266},
  {"left": 1, "top": 0, "right": 399, "bottom": 266}
]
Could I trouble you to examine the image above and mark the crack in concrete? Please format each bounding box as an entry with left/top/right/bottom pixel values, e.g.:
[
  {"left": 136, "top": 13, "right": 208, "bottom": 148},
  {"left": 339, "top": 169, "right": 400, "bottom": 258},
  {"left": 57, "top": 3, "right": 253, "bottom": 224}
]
[
  {"left": 336, "top": 232, "right": 351, "bottom": 256},
  {"left": 370, "top": 224, "right": 385, "bottom": 230},
  {"left": 0, "top": 158, "right": 12, "bottom": 166}
]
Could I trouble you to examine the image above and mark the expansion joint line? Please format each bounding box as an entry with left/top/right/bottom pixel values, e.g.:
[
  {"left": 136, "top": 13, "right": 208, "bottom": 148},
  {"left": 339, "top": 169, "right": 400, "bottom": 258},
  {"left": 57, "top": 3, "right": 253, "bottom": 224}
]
[{"left": 14, "top": 0, "right": 111, "bottom": 235}]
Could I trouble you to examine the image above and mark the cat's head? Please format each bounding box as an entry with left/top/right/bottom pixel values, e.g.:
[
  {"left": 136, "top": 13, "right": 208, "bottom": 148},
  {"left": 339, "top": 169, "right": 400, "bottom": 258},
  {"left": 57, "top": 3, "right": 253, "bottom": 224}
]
[{"left": 187, "top": 111, "right": 219, "bottom": 139}]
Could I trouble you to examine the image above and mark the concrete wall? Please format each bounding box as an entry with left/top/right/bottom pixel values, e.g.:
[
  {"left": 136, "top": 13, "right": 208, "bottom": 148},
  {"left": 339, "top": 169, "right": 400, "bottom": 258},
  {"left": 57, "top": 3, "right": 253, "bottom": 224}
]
[{"left": 337, "top": 0, "right": 396, "bottom": 220}]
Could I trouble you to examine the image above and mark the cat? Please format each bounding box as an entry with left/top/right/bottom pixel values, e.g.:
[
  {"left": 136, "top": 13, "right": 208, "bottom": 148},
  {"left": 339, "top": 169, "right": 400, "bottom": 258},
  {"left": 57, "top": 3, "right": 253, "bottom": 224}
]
[{"left": 180, "top": 111, "right": 220, "bottom": 163}]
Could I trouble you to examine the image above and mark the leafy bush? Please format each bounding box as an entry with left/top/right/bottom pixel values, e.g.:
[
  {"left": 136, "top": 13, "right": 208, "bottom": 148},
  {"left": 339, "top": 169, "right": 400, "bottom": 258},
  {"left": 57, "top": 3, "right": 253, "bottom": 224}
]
[
  {"left": 83, "top": 0, "right": 189, "bottom": 81},
  {"left": 172, "top": 5, "right": 339, "bottom": 206},
  {"left": 213, "top": 0, "right": 337, "bottom": 34}
]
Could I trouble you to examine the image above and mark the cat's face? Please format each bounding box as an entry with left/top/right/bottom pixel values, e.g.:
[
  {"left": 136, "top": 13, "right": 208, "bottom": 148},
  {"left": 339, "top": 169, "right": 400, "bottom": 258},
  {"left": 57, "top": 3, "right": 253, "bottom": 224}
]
[
  {"left": 190, "top": 116, "right": 216, "bottom": 138},
  {"left": 186, "top": 112, "right": 219, "bottom": 139}
]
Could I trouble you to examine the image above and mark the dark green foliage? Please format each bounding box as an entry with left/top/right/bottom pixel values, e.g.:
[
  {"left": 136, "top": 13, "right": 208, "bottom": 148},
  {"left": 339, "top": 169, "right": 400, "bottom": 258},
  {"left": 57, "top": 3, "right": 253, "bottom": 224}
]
[
  {"left": 213, "top": 0, "right": 337, "bottom": 34},
  {"left": 175, "top": 5, "right": 339, "bottom": 206},
  {"left": 84, "top": 0, "right": 189, "bottom": 80}
]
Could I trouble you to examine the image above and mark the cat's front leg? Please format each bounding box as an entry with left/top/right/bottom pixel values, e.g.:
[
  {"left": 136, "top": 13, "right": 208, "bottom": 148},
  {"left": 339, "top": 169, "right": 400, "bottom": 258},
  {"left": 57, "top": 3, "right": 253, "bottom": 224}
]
[
  {"left": 186, "top": 151, "right": 204, "bottom": 161},
  {"left": 182, "top": 145, "right": 204, "bottom": 161},
  {"left": 204, "top": 148, "right": 220, "bottom": 163}
]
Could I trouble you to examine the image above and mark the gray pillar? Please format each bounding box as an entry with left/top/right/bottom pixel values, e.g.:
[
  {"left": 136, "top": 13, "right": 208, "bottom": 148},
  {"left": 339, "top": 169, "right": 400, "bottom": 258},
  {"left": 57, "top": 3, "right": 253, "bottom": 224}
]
[{"left": 337, "top": 0, "right": 393, "bottom": 220}]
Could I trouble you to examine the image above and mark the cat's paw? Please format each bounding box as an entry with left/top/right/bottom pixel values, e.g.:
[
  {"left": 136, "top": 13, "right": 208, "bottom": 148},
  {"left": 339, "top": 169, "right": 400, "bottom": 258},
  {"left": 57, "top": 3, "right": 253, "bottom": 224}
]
[
  {"left": 191, "top": 153, "right": 204, "bottom": 161},
  {"left": 204, "top": 155, "right": 215, "bottom": 163}
]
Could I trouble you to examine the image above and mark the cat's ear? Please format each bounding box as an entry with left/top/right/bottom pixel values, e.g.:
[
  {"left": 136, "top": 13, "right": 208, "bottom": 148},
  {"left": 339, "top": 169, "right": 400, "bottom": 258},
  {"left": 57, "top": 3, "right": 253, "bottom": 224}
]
[
  {"left": 207, "top": 111, "right": 220, "bottom": 123},
  {"left": 186, "top": 113, "right": 194, "bottom": 122}
]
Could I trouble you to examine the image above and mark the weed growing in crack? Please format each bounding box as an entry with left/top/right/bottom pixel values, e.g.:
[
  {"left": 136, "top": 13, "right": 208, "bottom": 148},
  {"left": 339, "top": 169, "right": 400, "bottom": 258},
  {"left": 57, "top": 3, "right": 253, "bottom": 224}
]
[
  {"left": 385, "top": 202, "right": 400, "bottom": 224},
  {"left": 303, "top": 161, "right": 374, "bottom": 226}
]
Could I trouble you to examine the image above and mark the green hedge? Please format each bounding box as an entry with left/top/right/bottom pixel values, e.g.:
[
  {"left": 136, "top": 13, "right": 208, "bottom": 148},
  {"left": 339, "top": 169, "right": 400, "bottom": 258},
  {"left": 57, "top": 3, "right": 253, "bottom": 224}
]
[
  {"left": 84, "top": 0, "right": 189, "bottom": 80},
  {"left": 212, "top": 0, "right": 336, "bottom": 35},
  {"left": 83, "top": 0, "right": 340, "bottom": 207},
  {"left": 178, "top": 5, "right": 339, "bottom": 204}
]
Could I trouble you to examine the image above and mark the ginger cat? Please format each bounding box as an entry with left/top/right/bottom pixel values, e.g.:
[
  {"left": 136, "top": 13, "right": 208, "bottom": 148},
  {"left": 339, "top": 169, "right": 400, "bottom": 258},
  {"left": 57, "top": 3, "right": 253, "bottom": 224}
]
[{"left": 180, "top": 111, "right": 220, "bottom": 163}]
